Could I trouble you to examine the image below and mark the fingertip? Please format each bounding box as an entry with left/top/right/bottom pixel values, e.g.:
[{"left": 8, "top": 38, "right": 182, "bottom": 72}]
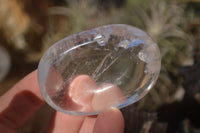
[
  {"left": 92, "top": 83, "right": 125, "bottom": 111},
  {"left": 93, "top": 108, "right": 124, "bottom": 133}
]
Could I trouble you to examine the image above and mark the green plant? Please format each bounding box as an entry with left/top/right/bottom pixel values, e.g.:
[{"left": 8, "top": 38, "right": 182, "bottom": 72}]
[{"left": 128, "top": 0, "right": 190, "bottom": 110}]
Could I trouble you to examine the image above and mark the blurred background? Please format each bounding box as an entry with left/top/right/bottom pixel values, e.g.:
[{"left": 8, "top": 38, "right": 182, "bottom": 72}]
[{"left": 0, "top": 0, "right": 200, "bottom": 132}]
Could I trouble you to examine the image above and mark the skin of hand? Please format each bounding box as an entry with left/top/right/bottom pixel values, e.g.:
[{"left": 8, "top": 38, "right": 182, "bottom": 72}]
[{"left": 0, "top": 70, "right": 124, "bottom": 133}]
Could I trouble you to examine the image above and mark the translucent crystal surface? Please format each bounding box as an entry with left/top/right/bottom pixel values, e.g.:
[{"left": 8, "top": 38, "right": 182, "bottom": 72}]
[{"left": 38, "top": 24, "right": 161, "bottom": 116}]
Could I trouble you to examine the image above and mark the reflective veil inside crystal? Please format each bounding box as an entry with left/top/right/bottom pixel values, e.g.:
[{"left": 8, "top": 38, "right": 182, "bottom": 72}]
[{"left": 38, "top": 24, "right": 161, "bottom": 116}]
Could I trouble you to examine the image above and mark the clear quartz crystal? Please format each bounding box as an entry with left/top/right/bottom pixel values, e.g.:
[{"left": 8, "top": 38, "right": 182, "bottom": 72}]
[{"left": 38, "top": 24, "right": 161, "bottom": 116}]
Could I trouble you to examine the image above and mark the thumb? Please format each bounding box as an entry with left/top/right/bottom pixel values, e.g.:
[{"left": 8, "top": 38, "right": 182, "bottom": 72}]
[{"left": 93, "top": 108, "right": 124, "bottom": 133}]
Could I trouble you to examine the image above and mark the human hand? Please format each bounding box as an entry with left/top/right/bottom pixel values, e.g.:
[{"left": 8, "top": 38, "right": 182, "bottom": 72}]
[{"left": 0, "top": 70, "right": 124, "bottom": 133}]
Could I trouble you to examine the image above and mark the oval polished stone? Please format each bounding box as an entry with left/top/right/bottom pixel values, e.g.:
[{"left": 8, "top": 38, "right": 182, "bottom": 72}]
[{"left": 38, "top": 24, "right": 161, "bottom": 116}]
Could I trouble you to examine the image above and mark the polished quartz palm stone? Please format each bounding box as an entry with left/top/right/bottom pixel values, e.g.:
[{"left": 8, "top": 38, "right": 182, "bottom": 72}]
[{"left": 38, "top": 24, "right": 161, "bottom": 116}]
